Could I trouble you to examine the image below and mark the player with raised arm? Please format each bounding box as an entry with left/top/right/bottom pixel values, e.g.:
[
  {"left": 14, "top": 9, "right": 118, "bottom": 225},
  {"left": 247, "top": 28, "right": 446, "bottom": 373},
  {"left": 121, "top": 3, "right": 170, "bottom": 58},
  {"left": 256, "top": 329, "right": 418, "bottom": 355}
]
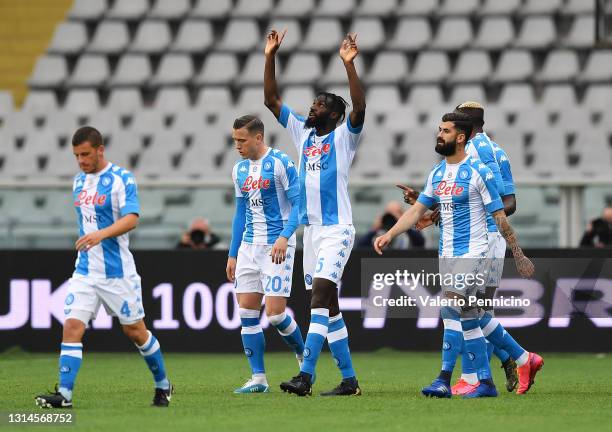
[
  {"left": 35, "top": 127, "right": 173, "bottom": 408},
  {"left": 226, "top": 115, "right": 305, "bottom": 394},
  {"left": 374, "top": 113, "right": 535, "bottom": 399},
  {"left": 264, "top": 29, "right": 366, "bottom": 396}
]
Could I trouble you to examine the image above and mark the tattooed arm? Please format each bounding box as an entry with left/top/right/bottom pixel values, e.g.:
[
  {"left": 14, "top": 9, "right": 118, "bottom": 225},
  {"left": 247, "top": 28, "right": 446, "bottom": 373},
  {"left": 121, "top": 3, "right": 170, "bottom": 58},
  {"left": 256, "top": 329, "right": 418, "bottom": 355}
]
[{"left": 492, "top": 209, "right": 534, "bottom": 278}]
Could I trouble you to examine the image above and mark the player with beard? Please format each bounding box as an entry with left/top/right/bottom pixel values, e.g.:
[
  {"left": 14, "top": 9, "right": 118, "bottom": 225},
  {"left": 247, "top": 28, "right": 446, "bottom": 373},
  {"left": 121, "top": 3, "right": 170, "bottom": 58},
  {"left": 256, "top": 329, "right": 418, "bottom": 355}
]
[
  {"left": 264, "top": 29, "right": 366, "bottom": 396},
  {"left": 374, "top": 113, "right": 536, "bottom": 398}
]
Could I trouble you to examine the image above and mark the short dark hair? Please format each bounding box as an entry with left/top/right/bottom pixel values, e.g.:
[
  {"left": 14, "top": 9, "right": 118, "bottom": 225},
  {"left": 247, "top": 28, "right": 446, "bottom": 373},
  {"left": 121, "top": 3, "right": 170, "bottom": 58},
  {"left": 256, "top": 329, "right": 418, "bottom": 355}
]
[
  {"left": 441, "top": 112, "right": 473, "bottom": 141},
  {"left": 317, "top": 92, "right": 348, "bottom": 123},
  {"left": 454, "top": 102, "right": 484, "bottom": 129},
  {"left": 233, "top": 115, "right": 264, "bottom": 135},
  {"left": 72, "top": 126, "right": 103, "bottom": 147}
]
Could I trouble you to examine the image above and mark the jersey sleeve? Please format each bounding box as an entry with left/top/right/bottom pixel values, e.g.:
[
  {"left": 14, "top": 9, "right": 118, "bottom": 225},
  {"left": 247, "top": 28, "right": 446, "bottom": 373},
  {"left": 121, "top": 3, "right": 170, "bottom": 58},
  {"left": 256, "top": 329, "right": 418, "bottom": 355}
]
[
  {"left": 278, "top": 104, "right": 306, "bottom": 152},
  {"left": 416, "top": 169, "right": 437, "bottom": 209},
  {"left": 473, "top": 141, "right": 505, "bottom": 196},
  {"left": 497, "top": 150, "right": 515, "bottom": 196},
  {"left": 475, "top": 166, "right": 504, "bottom": 214},
  {"left": 334, "top": 116, "right": 364, "bottom": 156},
  {"left": 118, "top": 172, "right": 140, "bottom": 217},
  {"left": 232, "top": 164, "right": 242, "bottom": 198}
]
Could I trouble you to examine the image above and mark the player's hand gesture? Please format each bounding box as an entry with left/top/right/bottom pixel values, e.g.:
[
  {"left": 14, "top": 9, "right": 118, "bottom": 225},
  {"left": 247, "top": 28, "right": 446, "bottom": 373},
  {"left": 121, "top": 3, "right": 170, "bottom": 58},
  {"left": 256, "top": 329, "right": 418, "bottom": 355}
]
[
  {"left": 515, "top": 255, "right": 535, "bottom": 278},
  {"left": 265, "top": 28, "right": 286, "bottom": 56},
  {"left": 396, "top": 184, "right": 419, "bottom": 205},
  {"left": 339, "top": 33, "right": 359, "bottom": 63},
  {"left": 373, "top": 233, "right": 392, "bottom": 255},
  {"left": 75, "top": 231, "right": 105, "bottom": 251},
  {"left": 226, "top": 257, "right": 237, "bottom": 282},
  {"left": 270, "top": 236, "right": 288, "bottom": 264}
]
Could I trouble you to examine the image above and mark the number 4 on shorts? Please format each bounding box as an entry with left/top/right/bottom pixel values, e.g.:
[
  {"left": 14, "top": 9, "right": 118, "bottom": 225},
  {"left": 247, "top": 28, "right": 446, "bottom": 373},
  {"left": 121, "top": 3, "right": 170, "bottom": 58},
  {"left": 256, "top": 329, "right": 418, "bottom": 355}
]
[{"left": 121, "top": 301, "right": 131, "bottom": 317}]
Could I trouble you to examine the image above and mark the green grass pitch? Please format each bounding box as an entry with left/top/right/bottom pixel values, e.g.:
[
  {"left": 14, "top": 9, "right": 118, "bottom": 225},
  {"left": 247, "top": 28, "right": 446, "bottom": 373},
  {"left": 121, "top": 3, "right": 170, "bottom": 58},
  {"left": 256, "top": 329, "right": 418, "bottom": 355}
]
[{"left": 2, "top": 350, "right": 611, "bottom": 432}]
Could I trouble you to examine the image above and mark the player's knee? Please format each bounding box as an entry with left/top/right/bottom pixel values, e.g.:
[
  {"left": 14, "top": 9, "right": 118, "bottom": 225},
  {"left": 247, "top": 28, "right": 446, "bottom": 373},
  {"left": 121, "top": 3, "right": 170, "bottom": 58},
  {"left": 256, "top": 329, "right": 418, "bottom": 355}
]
[
  {"left": 62, "top": 318, "right": 86, "bottom": 342},
  {"left": 265, "top": 304, "right": 286, "bottom": 318},
  {"left": 122, "top": 321, "right": 147, "bottom": 342}
]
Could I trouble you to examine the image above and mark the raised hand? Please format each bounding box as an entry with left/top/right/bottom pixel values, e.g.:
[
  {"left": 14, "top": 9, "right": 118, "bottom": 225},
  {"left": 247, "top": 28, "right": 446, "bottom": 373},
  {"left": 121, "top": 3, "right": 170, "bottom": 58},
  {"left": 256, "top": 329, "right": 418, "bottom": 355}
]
[
  {"left": 265, "top": 28, "right": 287, "bottom": 56},
  {"left": 339, "top": 32, "right": 359, "bottom": 63}
]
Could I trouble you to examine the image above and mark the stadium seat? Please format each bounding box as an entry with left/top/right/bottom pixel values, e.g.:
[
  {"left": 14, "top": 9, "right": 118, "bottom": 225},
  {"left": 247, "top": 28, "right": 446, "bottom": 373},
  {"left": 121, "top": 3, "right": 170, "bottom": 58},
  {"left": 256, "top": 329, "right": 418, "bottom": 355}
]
[
  {"left": 21, "top": 91, "right": 59, "bottom": 115},
  {"left": 408, "top": 85, "right": 444, "bottom": 109},
  {"left": 349, "top": 18, "right": 385, "bottom": 52},
  {"left": 69, "top": 0, "right": 107, "bottom": 20},
  {"left": 407, "top": 52, "right": 450, "bottom": 84},
  {"left": 480, "top": 106, "right": 507, "bottom": 133},
  {"left": 490, "top": 50, "right": 534, "bottom": 83},
  {"left": 514, "top": 16, "right": 556, "bottom": 49},
  {"left": 106, "top": 0, "right": 149, "bottom": 20},
  {"left": 2, "top": 111, "right": 34, "bottom": 140},
  {"left": 196, "top": 87, "right": 233, "bottom": 111},
  {"left": 171, "top": 20, "right": 213, "bottom": 53},
  {"left": 388, "top": 18, "right": 431, "bottom": 51},
  {"left": 191, "top": 0, "right": 232, "bottom": 18},
  {"left": 235, "top": 87, "right": 266, "bottom": 113},
  {"left": 563, "top": 0, "right": 595, "bottom": 15},
  {"left": 321, "top": 55, "right": 365, "bottom": 86},
  {"left": 281, "top": 86, "right": 316, "bottom": 110},
  {"left": 218, "top": 19, "right": 259, "bottom": 52},
  {"left": 314, "top": 0, "right": 355, "bottom": 17},
  {"left": 105, "top": 130, "right": 144, "bottom": 157},
  {"left": 281, "top": 53, "right": 323, "bottom": 85},
  {"left": 582, "top": 84, "right": 612, "bottom": 114},
  {"left": 529, "top": 130, "right": 569, "bottom": 177},
  {"left": 366, "top": 86, "right": 403, "bottom": 114},
  {"left": 402, "top": 129, "right": 442, "bottom": 179},
  {"left": 430, "top": 18, "right": 473, "bottom": 50},
  {"left": 67, "top": 55, "right": 110, "bottom": 87},
  {"left": 493, "top": 129, "right": 527, "bottom": 175},
  {"left": 514, "top": 108, "right": 551, "bottom": 133},
  {"left": 87, "top": 21, "right": 129, "bottom": 54},
  {"left": 356, "top": 0, "right": 396, "bottom": 17},
  {"left": 64, "top": 90, "right": 101, "bottom": 116},
  {"left": 303, "top": 19, "right": 343, "bottom": 52},
  {"left": 519, "top": 0, "right": 563, "bottom": 15},
  {"left": 437, "top": 0, "right": 479, "bottom": 16},
  {"left": 28, "top": 55, "right": 67, "bottom": 88},
  {"left": 238, "top": 53, "right": 269, "bottom": 87},
  {"left": 151, "top": 54, "right": 194, "bottom": 86},
  {"left": 148, "top": 0, "right": 190, "bottom": 19},
  {"left": 380, "top": 106, "right": 418, "bottom": 134},
  {"left": 194, "top": 53, "right": 239, "bottom": 85},
  {"left": 107, "top": 88, "right": 144, "bottom": 115},
  {"left": 449, "top": 51, "right": 493, "bottom": 84},
  {"left": 172, "top": 110, "right": 209, "bottom": 137},
  {"left": 563, "top": 16, "right": 595, "bottom": 48},
  {"left": 86, "top": 110, "right": 121, "bottom": 135},
  {"left": 43, "top": 146, "right": 81, "bottom": 178},
  {"left": 536, "top": 50, "right": 579, "bottom": 82},
  {"left": 180, "top": 133, "right": 224, "bottom": 177},
  {"left": 365, "top": 52, "right": 409, "bottom": 85},
  {"left": 554, "top": 108, "right": 593, "bottom": 133},
  {"left": 42, "top": 111, "right": 79, "bottom": 139},
  {"left": 0, "top": 91, "right": 14, "bottom": 117},
  {"left": 110, "top": 54, "right": 152, "bottom": 87},
  {"left": 155, "top": 88, "right": 191, "bottom": 114},
  {"left": 129, "top": 21, "right": 172, "bottom": 54},
  {"left": 570, "top": 130, "right": 612, "bottom": 177},
  {"left": 232, "top": 0, "right": 273, "bottom": 18},
  {"left": 129, "top": 110, "right": 167, "bottom": 137},
  {"left": 48, "top": 22, "right": 87, "bottom": 54},
  {"left": 497, "top": 84, "right": 536, "bottom": 111},
  {"left": 479, "top": 0, "right": 521, "bottom": 15},
  {"left": 449, "top": 85, "right": 487, "bottom": 106},
  {"left": 273, "top": 0, "right": 315, "bottom": 17},
  {"left": 541, "top": 85, "right": 577, "bottom": 110},
  {"left": 473, "top": 17, "right": 514, "bottom": 50},
  {"left": 262, "top": 19, "right": 302, "bottom": 53},
  {"left": 396, "top": 0, "right": 438, "bottom": 16},
  {"left": 577, "top": 50, "right": 612, "bottom": 83}
]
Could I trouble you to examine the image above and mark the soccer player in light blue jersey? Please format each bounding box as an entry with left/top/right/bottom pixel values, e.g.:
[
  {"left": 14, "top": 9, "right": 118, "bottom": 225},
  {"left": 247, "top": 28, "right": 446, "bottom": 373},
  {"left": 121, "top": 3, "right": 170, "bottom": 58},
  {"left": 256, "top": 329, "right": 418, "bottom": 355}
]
[
  {"left": 374, "top": 112, "right": 535, "bottom": 399},
  {"left": 455, "top": 102, "right": 544, "bottom": 395},
  {"left": 35, "top": 127, "right": 172, "bottom": 408},
  {"left": 264, "top": 30, "right": 366, "bottom": 396},
  {"left": 226, "top": 115, "right": 305, "bottom": 394}
]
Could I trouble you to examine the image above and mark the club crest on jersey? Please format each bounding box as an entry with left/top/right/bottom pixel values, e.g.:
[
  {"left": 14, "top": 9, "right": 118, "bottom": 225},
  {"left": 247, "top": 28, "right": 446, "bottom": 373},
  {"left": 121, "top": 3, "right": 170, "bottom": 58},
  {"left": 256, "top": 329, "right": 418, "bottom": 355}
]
[
  {"left": 303, "top": 143, "right": 331, "bottom": 158},
  {"left": 241, "top": 175, "right": 270, "bottom": 192},
  {"left": 434, "top": 181, "right": 465, "bottom": 196},
  {"left": 74, "top": 190, "right": 107, "bottom": 206},
  {"left": 459, "top": 168, "right": 470, "bottom": 180},
  {"left": 101, "top": 176, "right": 111, "bottom": 186}
]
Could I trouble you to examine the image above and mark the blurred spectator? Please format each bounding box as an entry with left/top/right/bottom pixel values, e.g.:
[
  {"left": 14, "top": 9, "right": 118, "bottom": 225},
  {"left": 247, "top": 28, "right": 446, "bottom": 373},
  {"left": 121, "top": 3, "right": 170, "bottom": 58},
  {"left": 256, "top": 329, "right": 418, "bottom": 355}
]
[
  {"left": 580, "top": 207, "right": 612, "bottom": 248},
  {"left": 176, "top": 217, "right": 220, "bottom": 250},
  {"left": 358, "top": 201, "right": 425, "bottom": 249}
]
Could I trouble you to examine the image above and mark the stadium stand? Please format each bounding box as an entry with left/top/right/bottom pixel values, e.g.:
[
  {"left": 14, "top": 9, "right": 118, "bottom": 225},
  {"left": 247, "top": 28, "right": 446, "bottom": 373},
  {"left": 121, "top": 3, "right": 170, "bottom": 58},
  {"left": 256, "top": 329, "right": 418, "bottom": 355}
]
[{"left": 1, "top": 0, "right": 610, "bottom": 249}]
